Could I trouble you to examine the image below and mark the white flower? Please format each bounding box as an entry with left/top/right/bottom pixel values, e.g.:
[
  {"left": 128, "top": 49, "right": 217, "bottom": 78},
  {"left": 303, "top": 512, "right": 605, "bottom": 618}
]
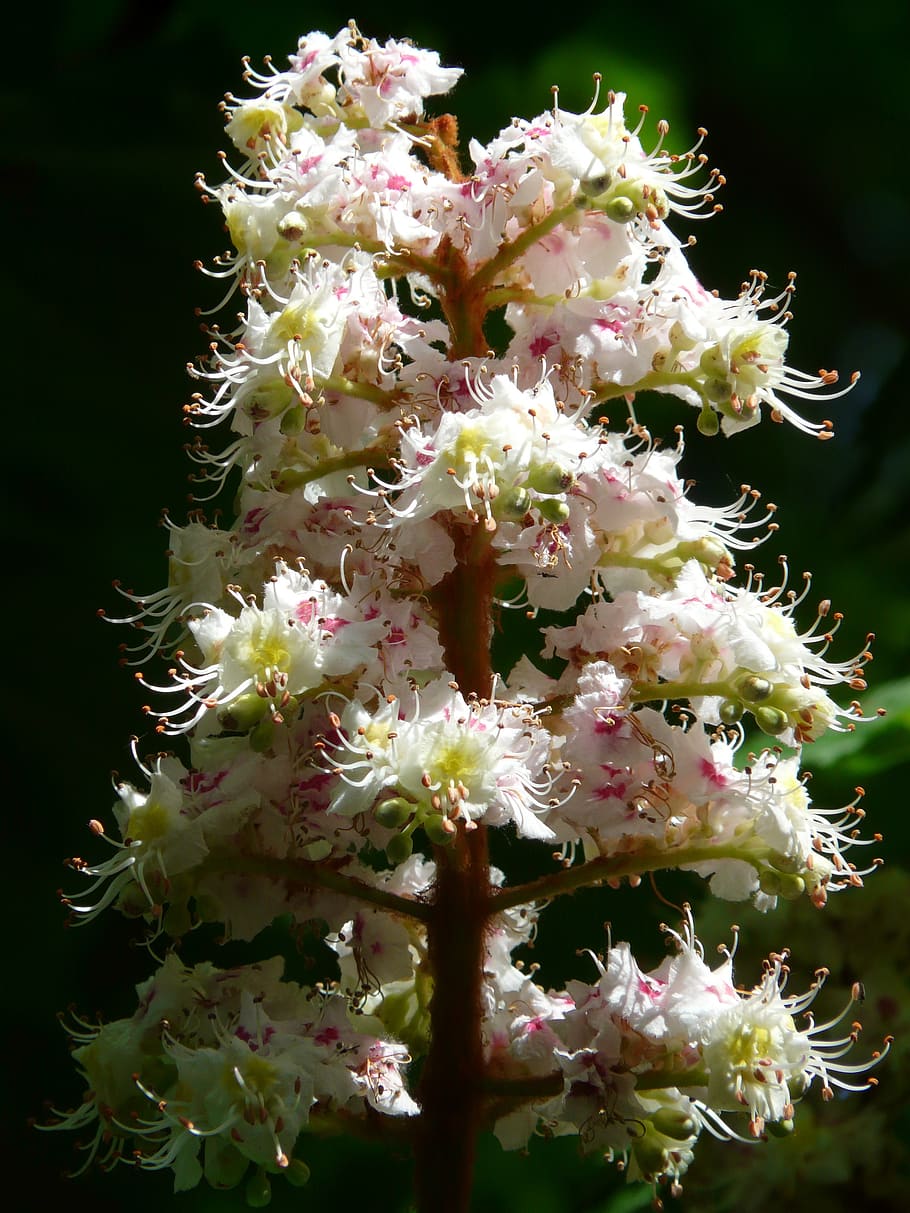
[
  {"left": 144, "top": 563, "right": 386, "bottom": 734},
  {"left": 326, "top": 678, "right": 563, "bottom": 840}
]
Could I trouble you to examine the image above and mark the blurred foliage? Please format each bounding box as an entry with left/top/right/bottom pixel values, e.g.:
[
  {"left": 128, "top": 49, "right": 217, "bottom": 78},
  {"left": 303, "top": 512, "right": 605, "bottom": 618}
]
[{"left": 6, "top": 0, "right": 908, "bottom": 1207}]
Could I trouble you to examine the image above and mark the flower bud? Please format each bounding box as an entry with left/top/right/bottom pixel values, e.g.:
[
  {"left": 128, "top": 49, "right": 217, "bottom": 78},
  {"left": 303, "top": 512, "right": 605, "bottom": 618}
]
[
  {"left": 759, "top": 869, "right": 781, "bottom": 896},
  {"left": 604, "top": 194, "right": 637, "bottom": 224},
  {"left": 537, "top": 498, "right": 571, "bottom": 524},
  {"left": 704, "top": 376, "right": 733, "bottom": 403},
  {"left": 650, "top": 1106, "right": 698, "bottom": 1141},
  {"left": 494, "top": 485, "right": 532, "bottom": 520},
  {"left": 718, "top": 698, "right": 744, "bottom": 724},
  {"left": 386, "top": 833, "right": 414, "bottom": 865},
  {"left": 374, "top": 797, "right": 414, "bottom": 829},
  {"left": 632, "top": 1129, "right": 672, "bottom": 1181},
  {"left": 285, "top": 1159, "right": 311, "bottom": 1187},
  {"left": 277, "top": 211, "right": 307, "bottom": 241},
  {"left": 677, "top": 536, "right": 728, "bottom": 570},
  {"left": 696, "top": 402, "right": 720, "bottom": 436},
  {"left": 527, "top": 462, "right": 576, "bottom": 495},
  {"left": 218, "top": 693, "right": 269, "bottom": 733},
  {"left": 578, "top": 173, "right": 612, "bottom": 199},
  {"left": 736, "top": 674, "right": 774, "bottom": 703},
  {"left": 280, "top": 404, "right": 307, "bottom": 435},
  {"left": 249, "top": 716, "right": 276, "bottom": 752},
  {"left": 778, "top": 873, "right": 807, "bottom": 901},
  {"left": 755, "top": 705, "right": 790, "bottom": 736},
  {"left": 245, "top": 1169, "right": 272, "bottom": 1208}
]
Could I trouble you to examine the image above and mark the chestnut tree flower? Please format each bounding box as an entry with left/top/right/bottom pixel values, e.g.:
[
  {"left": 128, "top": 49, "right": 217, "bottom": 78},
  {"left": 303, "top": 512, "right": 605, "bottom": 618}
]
[{"left": 43, "top": 20, "right": 888, "bottom": 1213}]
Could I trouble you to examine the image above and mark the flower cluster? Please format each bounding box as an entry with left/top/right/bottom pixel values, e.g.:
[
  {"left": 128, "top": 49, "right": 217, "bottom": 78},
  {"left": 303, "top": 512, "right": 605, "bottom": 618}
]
[{"left": 49, "top": 21, "right": 884, "bottom": 1209}]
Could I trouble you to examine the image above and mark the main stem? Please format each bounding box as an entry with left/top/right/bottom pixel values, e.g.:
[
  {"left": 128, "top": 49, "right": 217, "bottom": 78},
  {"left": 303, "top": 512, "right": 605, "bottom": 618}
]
[{"left": 414, "top": 528, "right": 496, "bottom": 1211}]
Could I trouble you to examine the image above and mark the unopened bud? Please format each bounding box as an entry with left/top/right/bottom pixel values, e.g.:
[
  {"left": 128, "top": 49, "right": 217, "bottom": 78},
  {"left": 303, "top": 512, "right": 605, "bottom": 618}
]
[
  {"left": 494, "top": 485, "right": 532, "bottom": 520},
  {"left": 650, "top": 1107, "right": 697, "bottom": 1141},
  {"left": 704, "top": 376, "right": 733, "bottom": 403},
  {"left": 604, "top": 194, "right": 637, "bottom": 224},
  {"left": 374, "top": 797, "right": 413, "bottom": 829},
  {"left": 759, "top": 869, "right": 781, "bottom": 896},
  {"left": 527, "top": 462, "right": 576, "bottom": 495},
  {"left": 579, "top": 173, "right": 612, "bottom": 198},
  {"left": 697, "top": 403, "right": 720, "bottom": 436},
  {"left": 277, "top": 211, "right": 307, "bottom": 241},
  {"left": 678, "top": 536, "right": 728, "bottom": 569},
  {"left": 285, "top": 1159, "right": 311, "bottom": 1187},
  {"left": 245, "top": 1168, "right": 272, "bottom": 1207},
  {"left": 538, "top": 497, "right": 571, "bottom": 524},
  {"left": 386, "top": 833, "right": 414, "bottom": 865},
  {"left": 736, "top": 674, "right": 774, "bottom": 703},
  {"left": 280, "top": 404, "right": 307, "bottom": 435},
  {"left": 249, "top": 716, "right": 276, "bottom": 752},
  {"left": 755, "top": 705, "right": 789, "bottom": 736},
  {"left": 218, "top": 693, "right": 268, "bottom": 733},
  {"left": 778, "top": 873, "right": 806, "bottom": 901}
]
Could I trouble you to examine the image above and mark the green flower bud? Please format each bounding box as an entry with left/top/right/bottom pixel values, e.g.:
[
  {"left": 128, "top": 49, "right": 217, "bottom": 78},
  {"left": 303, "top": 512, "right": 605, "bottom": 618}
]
[
  {"left": 386, "top": 832, "right": 414, "bottom": 866},
  {"left": 243, "top": 379, "right": 295, "bottom": 421},
  {"left": 537, "top": 497, "right": 571, "bottom": 524},
  {"left": 279, "top": 404, "right": 307, "bottom": 435},
  {"left": 704, "top": 376, "right": 733, "bottom": 403},
  {"left": 699, "top": 345, "right": 726, "bottom": 376},
  {"left": 766, "top": 1118, "right": 795, "bottom": 1137},
  {"left": 604, "top": 194, "right": 637, "bottom": 224},
  {"left": 526, "top": 462, "right": 576, "bottom": 495},
  {"left": 696, "top": 402, "right": 720, "bottom": 436},
  {"left": 778, "top": 873, "right": 806, "bottom": 901},
  {"left": 631, "top": 1130, "right": 670, "bottom": 1181},
  {"left": 374, "top": 797, "right": 414, "bottom": 829},
  {"left": 163, "top": 899, "right": 193, "bottom": 939},
  {"left": 579, "top": 173, "right": 612, "bottom": 199},
  {"left": 272, "top": 465, "right": 312, "bottom": 493},
  {"left": 245, "top": 1169, "right": 272, "bottom": 1208},
  {"left": 736, "top": 674, "right": 774, "bottom": 703},
  {"left": 285, "top": 1159, "right": 311, "bottom": 1187},
  {"left": 249, "top": 716, "right": 276, "bottom": 753},
  {"left": 218, "top": 692, "right": 268, "bottom": 733},
  {"left": 677, "top": 536, "right": 728, "bottom": 569},
  {"left": 755, "top": 705, "right": 790, "bottom": 736},
  {"left": 650, "top": 1107, "right": 697, "bottom": 1141},
  {"left": 493, "top": 485, "right": 532, "bottom": 520},
  {"left": 759, "top": 869, "right": 782, "bottom": 896}
]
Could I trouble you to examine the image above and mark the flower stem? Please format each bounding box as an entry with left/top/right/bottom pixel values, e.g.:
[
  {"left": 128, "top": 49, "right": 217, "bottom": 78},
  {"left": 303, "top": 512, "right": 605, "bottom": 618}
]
[
  {"left": 488, "top": 843, "right": 762, "bottom": 913},
  {"left": 415, "top": 522, "right": 497, "bottom": 1211},
  {"left": 197, "top": 852, "right": 432, "bottom": 921}
]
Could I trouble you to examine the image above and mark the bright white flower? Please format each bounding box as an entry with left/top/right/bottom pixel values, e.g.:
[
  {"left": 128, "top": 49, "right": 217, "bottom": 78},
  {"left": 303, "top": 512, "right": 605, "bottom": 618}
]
[
  {"left": 143, "top": 563, "right": 386, "bottom": 735},
  {"left": 326, "top": 678, "right": 565, "bottom": 841},
  {"left": 388, "top": 373, "right": 592, "bottom": 534},
  {"left": 62, "top": 754, "right": 207, "bottom": 923},
  {"left": 701, "top": 952, "right": 879, "bottom": 1136}
]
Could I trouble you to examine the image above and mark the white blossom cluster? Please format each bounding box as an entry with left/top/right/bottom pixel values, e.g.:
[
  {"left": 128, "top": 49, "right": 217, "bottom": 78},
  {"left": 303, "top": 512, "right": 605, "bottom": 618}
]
[{"left": 49, "top": 22, "right": 885, "bottom": 1206}]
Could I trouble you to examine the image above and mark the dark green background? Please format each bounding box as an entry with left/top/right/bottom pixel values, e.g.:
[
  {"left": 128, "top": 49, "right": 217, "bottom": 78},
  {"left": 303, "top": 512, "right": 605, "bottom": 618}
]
[{"left": 6, "top": 2, "right": 909, "bottom": 1209}]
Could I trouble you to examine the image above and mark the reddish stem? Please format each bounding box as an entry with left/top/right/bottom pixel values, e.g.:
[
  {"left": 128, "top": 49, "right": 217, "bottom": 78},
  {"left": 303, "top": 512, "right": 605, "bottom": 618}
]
[{"left": 414, "top": 526, "right": 496, "bottom": 1212}]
